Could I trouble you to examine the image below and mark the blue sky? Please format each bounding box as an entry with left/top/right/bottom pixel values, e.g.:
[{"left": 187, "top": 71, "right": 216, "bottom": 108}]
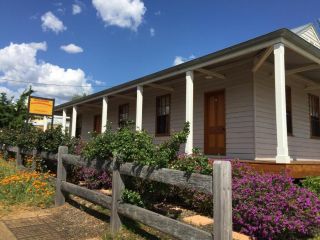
[{"left": 0, "top": 0, "right": 319, "bottom": 103}]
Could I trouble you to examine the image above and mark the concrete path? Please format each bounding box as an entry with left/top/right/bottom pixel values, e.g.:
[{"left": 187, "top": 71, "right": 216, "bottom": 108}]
[{"left": 0, "top": 203, "right": 107, "bottom": 240}]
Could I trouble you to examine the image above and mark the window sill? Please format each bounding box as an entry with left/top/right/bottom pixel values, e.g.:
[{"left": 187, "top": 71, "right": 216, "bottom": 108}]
[
  {"left": 155, "top": 134, "right": 170, "bottom": 137},
  {"left": 311, "top": 136, "right": 320, "bottom": 140}
]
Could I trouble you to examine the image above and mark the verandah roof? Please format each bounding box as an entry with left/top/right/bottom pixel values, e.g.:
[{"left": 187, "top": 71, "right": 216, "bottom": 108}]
[{"left": 54, "top": 28, "right": 320, "bottom": 113}]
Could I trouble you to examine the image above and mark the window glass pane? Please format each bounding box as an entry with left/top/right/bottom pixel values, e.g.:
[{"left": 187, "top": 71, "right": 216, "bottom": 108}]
[
  {"left": 309, "top": 95, "right": 320, "bottom": 137},
  {"left": 286, "top": 86, "right": 292, "bottom": 134},
  {"left": 119, "top": 104, "right": 129, "bottom": 127},
  {"left": 156, "top": 95, "right": 170, "bottom": 134}
]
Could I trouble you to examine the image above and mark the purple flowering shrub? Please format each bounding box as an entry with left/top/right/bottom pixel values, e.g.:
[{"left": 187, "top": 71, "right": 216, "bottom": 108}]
[
  {"left": 232, "top": 162, "right": 320, "bottom": 239},
  {"left": 75, "top": 167, "right": 112, "bottom": 190}
]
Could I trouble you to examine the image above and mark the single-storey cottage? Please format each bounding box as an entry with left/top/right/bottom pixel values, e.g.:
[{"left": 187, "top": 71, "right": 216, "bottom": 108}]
[{"left": 54, "top": 24, "right": 320, "bottom": 167}]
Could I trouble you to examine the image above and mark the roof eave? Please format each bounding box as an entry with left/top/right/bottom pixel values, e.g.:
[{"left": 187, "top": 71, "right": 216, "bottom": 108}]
[{"left": 54, "top": 28, "right": 320, "bottom": 112}]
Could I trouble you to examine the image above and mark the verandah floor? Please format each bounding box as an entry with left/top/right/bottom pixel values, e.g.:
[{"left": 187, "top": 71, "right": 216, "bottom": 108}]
[{"left": 239, "top": 160, "right": 320, "bottom": 178}]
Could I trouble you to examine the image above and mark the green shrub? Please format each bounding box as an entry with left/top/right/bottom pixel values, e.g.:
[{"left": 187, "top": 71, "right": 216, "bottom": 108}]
[
  {"left": 16, "top": 127, "right": 42, "bottom": 151},
  {"left": 111, "top": 123, "right": 156, "bottom": 165},
  {"left": 0, "top": 126, "right": 79, "bottom": 154},
  {"left": 121, "top": 189, "right": 144, "bottom": 207},
  {"left": 82, "top": 122, "right": 190, "bottom": 168},
  {"left": 0, "top": 128, "right": 18, "bottom": 146},
  {"left": 82, "top": 124, "right": 115, "bottom": 161},
  {"left": 169, "top": 148, "right": 212, "bottom": 175},
  {"left": 302, "top": 176, "right": 320, "bottom": 197}
]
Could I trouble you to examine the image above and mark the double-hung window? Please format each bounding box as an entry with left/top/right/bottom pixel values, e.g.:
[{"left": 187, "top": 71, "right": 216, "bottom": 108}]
[
  {"left": 309, "top": 94, "right": 320, "bottom": 137},
  {"left": 286, "top": 86, "right": 293, "bottom": 135},
  {"left": 118, "top": 103, "right": 129, "bottom": 127},
  {"left": 156, "top": 94, "right": 170, "bottom": 135}
]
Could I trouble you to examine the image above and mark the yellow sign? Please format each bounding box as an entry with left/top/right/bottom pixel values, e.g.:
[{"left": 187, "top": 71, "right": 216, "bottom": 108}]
[{"left": 28, "top": 96, "right": 54, "bottom": 116}]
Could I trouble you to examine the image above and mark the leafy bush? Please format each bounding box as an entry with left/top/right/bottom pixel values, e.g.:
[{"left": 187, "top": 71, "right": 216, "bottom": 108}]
[
  {"left": 156, "top": 122, "right": 190, "bottom": 166},
  {"left": 82, "top": 124, "right": 114, "bottom": 161},
  {"left": 121, "top": 189, "right": 144, "bottom": 207},
  {"left": 0, "top": 128, "right": 18, "bottom": 146},
  {"left": 233, "top": 166, "right": 320, "bottom": 239},
  {"left": 74, "top": 167, "right": 112, "bottom": 190},
  {"left": 82, "top": 122, "right": 189, "bottom": 168},
  {"left": 111, "top": 122, "right": 156, "bottom": 165},
  {"left": 302, "top": 176, "right": 320, "bottom": 197},
  {"left": 16, "top": 127, "right": 42, "bottom": 151},
  {"left": 37, "top": 126, "right": 79, "bottom": 153},
  {"left": 0, "top": 126, "right": 80, "bottom": 154},
  {"left": 170, "top": 148, "right": 212, "bottom": 175}
]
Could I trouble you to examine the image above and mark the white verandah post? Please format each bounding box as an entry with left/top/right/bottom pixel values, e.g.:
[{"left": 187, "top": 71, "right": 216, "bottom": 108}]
[
  {"left": 43, "top": 116, "right": 48, "bottom": 132},
  {"left": 136, "top": 85, "right": 143, "bottom": 131},
  {"left": 274, "top": 43, "right": 291, "bottom": 163},
  {"left": 101, "top": 96, "right": 108, "bottom": 133},
  {"left": 71, "top": 106, "right": 77, "bottom": 137},
  {"left": 62, "top": 108, "right": 67, "bottom": 134},
  {"left": 185, "top": 70, "right": 194, "bottom": 154}
]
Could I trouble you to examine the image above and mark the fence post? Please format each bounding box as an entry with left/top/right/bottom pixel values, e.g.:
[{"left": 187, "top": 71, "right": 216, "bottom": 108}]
[
  {"left": 16, "top": 146, "right": 22, "bottom": 167},
  {"left": 111, "top": 159, "right": 125, "bottom": 235},
  {"left": 55, "top": 146, "right": 68, "bottom": 207},
  {"left": 31, "top": 149, "right": 37, "bottom": 171},
  {"left": 213, "top": 161, "right": 232, "bottom": 240},
  {"left": 2, "top": 144, "right": 8, "bottom": 160}
]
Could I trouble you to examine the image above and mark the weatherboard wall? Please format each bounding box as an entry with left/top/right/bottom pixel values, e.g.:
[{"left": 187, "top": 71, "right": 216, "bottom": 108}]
[
  {"left": 254, "top": 65, "right": 320, "bottom": 161},
  {"left": 77, "top": 61, "right": 255, "bottom": 160}
]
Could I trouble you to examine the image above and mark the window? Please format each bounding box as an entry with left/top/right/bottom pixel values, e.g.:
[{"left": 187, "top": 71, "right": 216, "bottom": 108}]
[
  {"left": 286, "top": 86, "right": 293, "bottom": 135},
  {"left": 309, "top": 94, "right": 320, "bottom": 137},
  {"left": 93, "top": 115, "right": 101, "bottom": 134},
  {"left": 75, "top": 115, "right": 82, "bottom": 138},
  {"left": 118, "top": 104, "right": 129, "bottom": 127},
  {"left": 156, "top": 94, "right": 170, "bottom": 135}
]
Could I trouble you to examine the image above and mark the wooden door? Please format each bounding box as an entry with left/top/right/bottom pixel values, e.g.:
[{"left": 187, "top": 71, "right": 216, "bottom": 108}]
[
  {"left": 204, "top": 90, "right": 226, "bottom": 155},
  {"left": 93, "top": 115, "right": 102, "bottom": 134}
]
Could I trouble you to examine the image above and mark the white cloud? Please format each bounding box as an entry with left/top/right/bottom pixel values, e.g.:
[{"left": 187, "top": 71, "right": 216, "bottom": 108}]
[
  {"left": 94, "top": 80, "right": 104, "bottom": 85},
  {"left": 150, "top": 27, "right": 155, "bottom": 37},
  {"left": 92, "top": 0, "right": 146, "bottom": 31},
  {"left": 0, "top": 86, "right": 17, "bottom": 99},
  {"left": 173, "top": 56, "right": 184, "bottom": 66},
  {"left": 41, "top": 11, "right": 67, "bottom": 34},
  {"left": 72, "top": 4, "right": 82, "bottom": 15},
  {"left": 154, "top": 11, "right": 161, "bottom": 16},
  {"left": 173, "top": 55, "right": 195, "bottom": 66},
  {"left": 60, "top": 44, "right": 83, "bottom": 54},
  {"left": 0, "top": 42, "right": 92, "bottom": 103}
]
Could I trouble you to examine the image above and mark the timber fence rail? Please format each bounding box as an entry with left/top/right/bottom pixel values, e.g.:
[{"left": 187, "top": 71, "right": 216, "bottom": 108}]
[
  {"left": 0, "top": 144, "right": 233, "bottom": 240},
  {"left": 1, "top": 144, "right": 56, "bottom": 171}
]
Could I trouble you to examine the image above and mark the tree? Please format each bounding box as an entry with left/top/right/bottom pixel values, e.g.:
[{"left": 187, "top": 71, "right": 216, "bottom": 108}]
[
  {"left": 0, "top": 88, "right": 34, "bottom": 129},
  {"left": 71, "top": 93, "right": 87, "bottom": 101}
]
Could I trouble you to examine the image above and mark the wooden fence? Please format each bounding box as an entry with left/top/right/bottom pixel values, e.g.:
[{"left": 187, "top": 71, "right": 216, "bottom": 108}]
[{"left": 1, "top": 145, "right": 233, "bottom": 240}]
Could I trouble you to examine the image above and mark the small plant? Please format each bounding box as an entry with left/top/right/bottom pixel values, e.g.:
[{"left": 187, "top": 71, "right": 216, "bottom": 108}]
[
  {"left": 169, "top": 148, "right": 212, "bottom": 175},
  {"left": 302, "top": 176, "right": 320, "bottom": 197},
  {"left": 122, "top": 189, "right": 144, "bottom": 207},
  {"left": 75, "top": 167, "right": 112, "bottom": 190}
]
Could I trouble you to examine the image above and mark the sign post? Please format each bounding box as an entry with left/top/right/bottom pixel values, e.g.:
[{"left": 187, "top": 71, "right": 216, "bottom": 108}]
[{"left": 28, "top": 96, "right": 55, "bottom": 130}]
